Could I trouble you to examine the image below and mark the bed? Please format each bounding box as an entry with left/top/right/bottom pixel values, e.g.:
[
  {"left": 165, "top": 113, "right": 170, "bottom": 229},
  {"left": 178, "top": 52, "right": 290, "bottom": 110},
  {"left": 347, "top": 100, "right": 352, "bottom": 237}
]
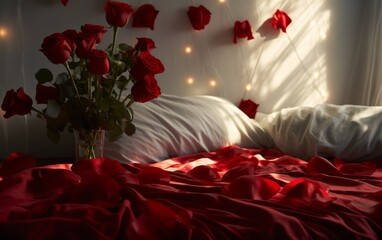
[{"left": 1, "top": 95, "right": 382, "bottom": 240}]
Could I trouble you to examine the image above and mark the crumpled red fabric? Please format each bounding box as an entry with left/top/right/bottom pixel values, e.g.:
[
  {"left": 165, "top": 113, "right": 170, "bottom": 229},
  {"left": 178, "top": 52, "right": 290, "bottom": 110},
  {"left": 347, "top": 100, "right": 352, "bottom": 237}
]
[
  {"left": 1, "top": 146, "right": 382, "bottom": 239},
  {"left": 0, "top": 152, "right": 36, "bottom": 178}
]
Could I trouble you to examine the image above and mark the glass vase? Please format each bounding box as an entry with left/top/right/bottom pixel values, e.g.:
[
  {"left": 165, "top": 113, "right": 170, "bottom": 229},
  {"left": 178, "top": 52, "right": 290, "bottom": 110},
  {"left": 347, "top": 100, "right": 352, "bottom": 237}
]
[{"left": 74, "top": 129, "right": 105, "bottom": 161}]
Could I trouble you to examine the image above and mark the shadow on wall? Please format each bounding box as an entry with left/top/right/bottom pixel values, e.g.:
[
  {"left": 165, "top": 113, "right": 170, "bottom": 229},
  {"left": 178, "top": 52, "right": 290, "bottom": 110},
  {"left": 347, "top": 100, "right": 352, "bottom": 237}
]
[{"left": 242, "top": 0, "right": 332, "bottom": 113}]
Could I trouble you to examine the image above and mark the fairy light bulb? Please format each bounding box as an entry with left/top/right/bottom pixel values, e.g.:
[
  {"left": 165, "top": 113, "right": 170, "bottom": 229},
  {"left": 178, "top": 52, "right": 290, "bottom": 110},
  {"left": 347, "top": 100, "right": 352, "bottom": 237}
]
[
  {"left": 209, "top": 80, "right": 216, "bottom": 87},
  {"left": 245, "top": 84, "right": 252, "bottom": 91},
  {"left": 219, "top": 0, "right": 225, "bottom": 2},
  {"left": 187, "top": 77, "right": 194, "bottom": 84},
  {"left": 0, "top": 28, "right": 7, "bottom": 38},
  {"left": 185, "top": 46, "right": 192, "bottom": 54}
]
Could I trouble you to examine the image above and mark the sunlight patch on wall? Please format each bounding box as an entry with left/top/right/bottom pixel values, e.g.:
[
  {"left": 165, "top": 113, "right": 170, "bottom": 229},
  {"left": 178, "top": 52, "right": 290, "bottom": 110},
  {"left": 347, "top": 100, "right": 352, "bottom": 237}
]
[{"left": 245, "top": 0, "right": 331, "bottom": 112}]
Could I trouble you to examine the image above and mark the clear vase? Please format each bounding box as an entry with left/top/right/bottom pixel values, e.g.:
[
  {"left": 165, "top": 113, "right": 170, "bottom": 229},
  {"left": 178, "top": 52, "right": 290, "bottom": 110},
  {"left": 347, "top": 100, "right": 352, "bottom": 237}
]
[{"left": 74, "top": 129, "right": 105, "bottom": 161}]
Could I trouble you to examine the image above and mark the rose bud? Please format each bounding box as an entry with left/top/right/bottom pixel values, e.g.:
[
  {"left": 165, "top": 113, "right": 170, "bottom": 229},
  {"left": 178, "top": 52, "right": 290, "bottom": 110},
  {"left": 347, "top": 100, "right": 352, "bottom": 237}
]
[
  {"left": 131, "top": 74, "right": 161, "bottom": 103},
  {"left": 105, "top": 0, "right": 134, "bottom": 28},
  {"left": 40, "top": 32, "right": 73, "bottom": 64},
  {"left": 88, "top": 49, "right": 110, "bottom": 75},
  {"left": 1, "top": 88, "right": 33, "bottom": 118}
]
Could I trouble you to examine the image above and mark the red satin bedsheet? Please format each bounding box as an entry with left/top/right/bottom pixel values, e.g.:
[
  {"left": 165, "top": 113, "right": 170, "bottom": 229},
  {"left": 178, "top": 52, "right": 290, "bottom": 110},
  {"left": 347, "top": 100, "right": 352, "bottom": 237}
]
[{"left": 1, "top": 146, "right": 381, "bottom": 240}]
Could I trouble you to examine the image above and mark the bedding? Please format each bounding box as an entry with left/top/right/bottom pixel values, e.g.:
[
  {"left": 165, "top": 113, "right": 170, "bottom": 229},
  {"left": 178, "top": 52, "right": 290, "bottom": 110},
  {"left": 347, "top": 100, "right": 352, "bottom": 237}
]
[
  {"left": 104, "top": 94, "right": 272, "bottom": 163},
  {"left": 2, "top": 96, "right": 382, "bottom": 239},
  {"left": 0, "top": 146, "right": 382, "bottom": 240},
  {"left": 260, "top": 104, "right": 382, "bottom": 162}
]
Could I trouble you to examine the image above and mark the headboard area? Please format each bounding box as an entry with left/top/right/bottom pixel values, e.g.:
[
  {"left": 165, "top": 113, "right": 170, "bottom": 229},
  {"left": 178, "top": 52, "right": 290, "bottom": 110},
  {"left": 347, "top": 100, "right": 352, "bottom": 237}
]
[{"left": 0, "top": 0, "right": 371, "bottom": 158}]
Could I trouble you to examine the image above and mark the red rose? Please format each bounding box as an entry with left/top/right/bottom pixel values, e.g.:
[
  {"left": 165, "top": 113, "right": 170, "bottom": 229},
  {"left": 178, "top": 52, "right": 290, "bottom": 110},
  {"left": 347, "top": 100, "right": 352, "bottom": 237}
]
[
  {"left": 131, "top": 75, "right": 161, "bottom": 103},
  {"left": 80, "top": 24, "right": 107, "bottom": 43},
  {"left": 1, "top": 88, "right": 33, "bottom": 118},
  {"left": 187, "top": 5, "right": 211, "bottom": 30},
  {"left": 105, "top": 0, "right": 134, "bottom": 28},
  {"left": 134, "top": 37, "right": 156, "bottom": 52},
  {"left": 62, "top": 29, "right": 78, "bottom": 50},
  {"left": 130, "top": 51, "right": 164, "bottom": 81},
  {"left": 132, "top": 4, "right": 159, "bottom": 30},
  {"left": 35, "top": 83, "right": 60, "bottom": 104},
  {"left": 233, "top": 20, "right": 254, "bottom": 44},
  {"left": 88, "top": 49, "right": 110, "bottom": 75},
  {"left": 75, "top": 33, "right": 97, "bottom": 59},
  {"left": 238, "top": 99, "right": 259, "bottom": 118},
  {"left": 272, "top": 9, "right": 292, "bottom": 33},
  {"left": 40, "top": 32, "right": 73, "bottom": 64}
]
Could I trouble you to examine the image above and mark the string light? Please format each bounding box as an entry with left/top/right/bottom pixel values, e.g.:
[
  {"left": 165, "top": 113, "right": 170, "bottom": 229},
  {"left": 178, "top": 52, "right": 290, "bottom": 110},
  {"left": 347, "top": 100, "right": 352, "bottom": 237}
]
[
  {"left": 0, "top": 28, "right": 7, "bottom": 38},
  {"left": 245, "top": 84, "right": 252, "bottom": 91},
  {"left": 209, "top": 80, "right": 216, "bottom": 87},
  {"left": 187, "top": 77, "right": 194, "bottom": 84},
  {"left": 219, "top": 0, "right": 226, "bottom": 3},
  {"left": 185, "top": 46, "right": 192, "bottom": 54}
]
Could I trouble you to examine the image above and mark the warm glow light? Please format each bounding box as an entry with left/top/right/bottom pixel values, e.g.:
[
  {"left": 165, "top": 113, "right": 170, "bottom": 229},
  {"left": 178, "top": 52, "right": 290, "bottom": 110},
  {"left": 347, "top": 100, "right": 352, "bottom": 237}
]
[
  {"left": 185, "top": 46, "right": 192, "bottom": 54},
  {"left": 219, "top": 0, "right": 225, "bottom": 2},
  {"left": 0, "top": 28, "right": 7, "bottom": 38},
  {"left": 187, "top": 77, "right": 194, "bottom": 84},
  {"left": 245, "top": 84, "right": 252, "bottom": 91},
  {"left": 209, "top": 80, "right": 216, "bottom": 87}
]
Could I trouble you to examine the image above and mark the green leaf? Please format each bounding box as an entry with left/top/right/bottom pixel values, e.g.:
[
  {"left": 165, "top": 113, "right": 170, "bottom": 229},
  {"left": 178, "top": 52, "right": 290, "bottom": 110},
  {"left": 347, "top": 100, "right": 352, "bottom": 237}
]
[
  {"left": 118, "top": 43, "right": 133, "bottom": 52},
  {"left": 108, "top": 125, "right": 123, "bottom": 141},
  {"left": 68, "top": 61, "right": 80, "bottom": 70},
  {"left": 110, "top": 59, "right": 126, "bottom": 74},
  {"left": 35, "top": 68, "right": 53, "bottom": 84},
  {"left": 124, "top": 122, "right": 136, "bottom": 136},
  {"left": 117, "top": 75, "right": 129, "bottom": 90},
  {"left": 46, "top": 100, "right": 61, "bottom": 118},
  {"left": 111, "top": 101, "right": 128, "bottom": 119},
  {"left": 47, "top": 128, "right": 60, "bottom": 144}
]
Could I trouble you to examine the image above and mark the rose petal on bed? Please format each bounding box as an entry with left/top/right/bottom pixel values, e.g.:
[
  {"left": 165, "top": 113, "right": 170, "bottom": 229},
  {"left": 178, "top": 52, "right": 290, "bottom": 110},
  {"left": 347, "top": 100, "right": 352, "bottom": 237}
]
[
  {"left": 188, "top": 165, "right": 220, "bottom": 182},
  {"left": 307, "top": 156, "right": 342, "bottom": 176},
  {"left": 0, "top": 152, "right": 37, "bottom": 178},
  {"left": 334, "top": 159, "right": 377, "bottom": 176},
  {"left": 216, "top": 145, "right": 249, "bottom": 158},
  {"left": 127, "top": 199, "right": 192, "bottom": 240},
  {"left": 367, "top": 190, "right": 382, "bottom": 201},
  {"left": 279, "top": 178, "right": 332, "bottom": 210},
  {"left": 31, "top": 169, "right": 81, "bottom": 194},
  {"left": 223, "top": 175, "right": 280, "bottom": 200},
  {"left": 69, "top": 175, "right": 121, "bottom": 208},
  {"left": 71, "top": 157, "right": 127, "bottom": 177},
  {"left": 221, "top": 163, "right": 257, "bottom": 182},
  {"left": 137, "top": 166, "right": 171, "bottom": 184}
]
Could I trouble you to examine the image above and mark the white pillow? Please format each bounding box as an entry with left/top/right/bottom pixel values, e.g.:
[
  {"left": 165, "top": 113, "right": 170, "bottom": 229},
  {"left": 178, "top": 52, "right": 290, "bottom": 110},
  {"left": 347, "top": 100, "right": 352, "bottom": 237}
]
[
  {"left": 104, "top": 94, "right": 272, "bottom": 163},
  {"left": 260, "top": 103, "right": 382, "bottom": 162}
]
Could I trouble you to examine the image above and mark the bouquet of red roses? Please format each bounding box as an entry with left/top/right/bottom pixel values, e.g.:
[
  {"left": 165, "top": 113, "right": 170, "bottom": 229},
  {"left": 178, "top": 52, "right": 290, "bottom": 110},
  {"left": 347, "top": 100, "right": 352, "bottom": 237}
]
[{"left": 1, "top": 1, "right": 164, "bottom": 148}]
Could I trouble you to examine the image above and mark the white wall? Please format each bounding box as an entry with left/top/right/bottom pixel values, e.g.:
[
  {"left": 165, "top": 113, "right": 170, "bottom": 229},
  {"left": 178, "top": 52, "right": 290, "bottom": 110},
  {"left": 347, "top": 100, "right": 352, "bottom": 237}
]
[{"left": 0, "top": 0, "right": 362, "bottom": 159}]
